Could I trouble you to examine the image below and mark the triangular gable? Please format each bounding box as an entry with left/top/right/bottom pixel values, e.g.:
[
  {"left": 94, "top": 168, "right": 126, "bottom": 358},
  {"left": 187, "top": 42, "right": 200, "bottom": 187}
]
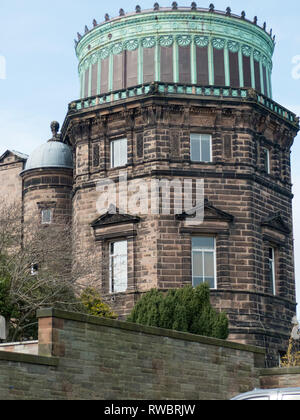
[
  {"left": 0, "top": 150, "right": 28, "bottom": 164},
  {"left": 261, "top": 212, "right": 291, "bottom": 235},
  {"left": 176, "top": 199, "right": 234, "bottom": 222},
  {"left": 91, "top": 205, "right": 140, "bottom": 228}
]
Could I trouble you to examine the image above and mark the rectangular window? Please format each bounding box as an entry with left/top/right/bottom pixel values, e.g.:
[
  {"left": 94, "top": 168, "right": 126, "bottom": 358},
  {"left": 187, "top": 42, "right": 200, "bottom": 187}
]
[
  {"left": 254, "top": 60, "right": 261, "bottom": 93},
  {"left": 213, "top": 48, "right": 225, "bottom": 86},
  {"left": 262, "top": 147, "right": 270, "bottom": 174},
  {"left": 229, "top": 51, "right": 240, "bottom": 87},
  {"left": 196, "top": 46, "right": 209, "bottom": 85},
  {"left": 109, "top": 241, "right": 128, "bottom": 293},
  {"left": 160, "top": 47, "right": 173, "bottom": 83},
  {"left": 243, "top": 55, "right": 252, "bottom": 88},
  {"left": 126, "top": 50, "right": 138, "bottom": 88},
  {"left": 178, "top": 46, "right": 191, "bottom": 84},
  {"left": 268, "top": 247, "right": 276, "bottom": 295},
  {"left": 192, "top": 237, "right": 216, "bottom": 289},
  {"left": 113, "top": 52, "right": 125, "bottom": 91},
  {"left": 143, "top": 48, "right": 155, "bottom": 84},
  {"left": 263, "top": 66, "right": 268, "bottom": 96},
  {"left": 91, "top": 62, "right": 98, "bottom": 96},
  {"left": 100, "top": 57, "right": 109, "bottom": 94},
  {"left": 41, "top": 208, "right": 52, "bottom": 225},
  {"left": 84, "top": 68, "right": 90, "bottom": 98},
  {"left": 110, "top": 138, "right": 127, "bottom": 168},
  {"left": 190, "top": 134, "right": 212, "bottom": 162}
]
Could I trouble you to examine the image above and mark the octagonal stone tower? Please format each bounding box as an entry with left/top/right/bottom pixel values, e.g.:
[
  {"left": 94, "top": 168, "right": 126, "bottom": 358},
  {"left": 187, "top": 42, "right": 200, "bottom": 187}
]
[{"left": 62, "top": 4, "right": 299, "bottom": 366}]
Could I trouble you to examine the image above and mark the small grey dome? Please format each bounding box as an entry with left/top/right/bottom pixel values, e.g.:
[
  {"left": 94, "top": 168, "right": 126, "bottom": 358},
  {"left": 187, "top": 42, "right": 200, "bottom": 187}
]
[{"left": 23, "top": 141, "right": 73, "bottom": 172}]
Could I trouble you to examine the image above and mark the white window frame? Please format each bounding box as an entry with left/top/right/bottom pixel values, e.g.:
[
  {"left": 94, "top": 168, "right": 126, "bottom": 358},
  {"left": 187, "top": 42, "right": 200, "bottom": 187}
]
[
  {"left": 192, "top": 236, "right": 217, "bottom": 290},
  {"left": 190, "top": 133, "right": 212, "bottom": 163},
  {"left": 268, "top": 247, "right": 276, "bottom": 295},
  {"left": 41, "top": 208, "right": 52, "bottom": 225},
  {"left": 109, "top": 240, "right": 128, "bottom": 294},
  {"left": 110, "top": 138, "right": 128, "bottom": 168}
]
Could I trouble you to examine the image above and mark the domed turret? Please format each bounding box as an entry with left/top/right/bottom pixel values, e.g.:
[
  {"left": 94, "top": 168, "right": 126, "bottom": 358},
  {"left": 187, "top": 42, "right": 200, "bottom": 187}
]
[
  {"left": 20, "top": 122, "right": 73, "bottom": 226},
  {"left": 23, "top": 122, "right": 73, "bottom": 174}
]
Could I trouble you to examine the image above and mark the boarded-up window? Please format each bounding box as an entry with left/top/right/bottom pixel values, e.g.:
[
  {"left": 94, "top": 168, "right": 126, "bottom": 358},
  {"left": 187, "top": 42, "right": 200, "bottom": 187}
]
[
  {"left": 254, "top": 61, "right": 261, "bottom": 93},
  {"left": 229, "top": 52, "right": 239, "bottom": 87},
  {"left": 100, "top": 57, "right": 109, "bottom": 94},
  {"left": 143, "top": 48, "right": 155, "bottom": 83},
  {"left": 223, "top": 135, "right": 232, "bottom": 159},
  {"left": 178, "top": 46, "right": 191, "bottom": 84},
  {"left": 213, "top": 49, "right": 225, "bottom": 86},
  {"left": 160, "top": 47, "right": 173, "bottom": 83},
  {"left": 113, "top": 53, "right": 124, "bottom": 91},
  {"left": 196, "top": 46, "right": 209, "bottom": 85},
  {"left": 126, "top": 50, "right": 138, "bottom": 88},
  {"left": 243, "top": 56, "right": 251, "bottom": 87},
  {"left": 84, "top": 68, "right": 90, "bottom": 98},
  {"left": 91, "top": 62, "right": 98, "bottom": 96}
]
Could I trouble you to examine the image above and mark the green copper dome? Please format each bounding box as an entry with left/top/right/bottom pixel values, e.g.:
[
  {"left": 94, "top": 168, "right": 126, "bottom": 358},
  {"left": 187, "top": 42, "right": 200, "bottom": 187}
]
[
  {"left": 22, "top": 122, "right": 73, "bottom": 173},
  {"left": 75, "top": 4, "right": 275, "bottom": 100}
]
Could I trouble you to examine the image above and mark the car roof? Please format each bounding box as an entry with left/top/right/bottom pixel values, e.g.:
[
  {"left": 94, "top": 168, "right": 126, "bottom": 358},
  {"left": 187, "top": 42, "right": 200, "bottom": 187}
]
[{"left": 231, "top": 388, "right": 300, "bottom": 400}]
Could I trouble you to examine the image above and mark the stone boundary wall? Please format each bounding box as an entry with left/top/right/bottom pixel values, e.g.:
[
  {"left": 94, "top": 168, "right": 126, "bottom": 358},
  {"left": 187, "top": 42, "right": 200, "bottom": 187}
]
[
  {"left": 0, "top": 308, "right": 265, "bottom": 400},
  {"left": 260, "top": 367, "right": 300, "bottom": 389}
]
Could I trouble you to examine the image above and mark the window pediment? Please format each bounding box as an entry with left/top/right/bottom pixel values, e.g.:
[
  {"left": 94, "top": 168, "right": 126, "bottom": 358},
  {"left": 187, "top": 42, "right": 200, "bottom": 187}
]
[
  {"left": 176, "top": 199, "right": 234, "bottom": 223},
  {"left": 261, "top": 212, "right": 291, "bottom": 235}
]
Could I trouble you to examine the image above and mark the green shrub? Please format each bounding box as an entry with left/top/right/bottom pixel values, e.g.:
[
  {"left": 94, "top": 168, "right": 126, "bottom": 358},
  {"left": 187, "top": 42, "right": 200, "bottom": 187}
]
[
  {"left": 80, "top": 287, "right": 117, "bottom": 319},
  {"left": 127, "top": 284, "right": 229, "bottom": 340}
]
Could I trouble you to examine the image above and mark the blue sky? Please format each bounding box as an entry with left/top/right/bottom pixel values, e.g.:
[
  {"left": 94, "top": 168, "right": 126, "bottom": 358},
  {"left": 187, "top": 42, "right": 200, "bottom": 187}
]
[{"left": 1, "top": 0, "right": 300, "bottom": 309}]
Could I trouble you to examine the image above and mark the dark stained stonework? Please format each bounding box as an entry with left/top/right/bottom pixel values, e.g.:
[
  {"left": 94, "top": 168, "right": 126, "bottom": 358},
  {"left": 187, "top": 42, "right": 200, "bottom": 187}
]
[{"left": 60, "top": 89, "right": 299, "bottom": 367}]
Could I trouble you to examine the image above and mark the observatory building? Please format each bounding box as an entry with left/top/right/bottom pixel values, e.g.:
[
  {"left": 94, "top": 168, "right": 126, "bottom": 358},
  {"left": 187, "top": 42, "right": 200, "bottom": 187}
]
[{"left": 0, "top": 4, "right": 299, "bottom": 366}]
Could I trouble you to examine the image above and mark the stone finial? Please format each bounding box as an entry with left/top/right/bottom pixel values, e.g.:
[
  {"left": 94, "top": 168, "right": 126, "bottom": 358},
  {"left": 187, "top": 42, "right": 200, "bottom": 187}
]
[
  {"left": 172, "top": 1, "right": 178, "bottom": 10},
  {"left": 50, "top": 121, "right": 60, "bottom": 138},
  {"left": 77, "top": 32, "right": 82, "bottom": 41},
  {"left": 226, "top": 7, "right": 231, "bottom": 16},
  {"left": 119, "top": 8, "right": 125, "bottom": 16},
  {"left": 273, "top": 35, "right": 276, "bottom": 42},
  {"left": 93, "top": 19, "right": 98, "bottom": 27},
  {"left": 136, "top": 5, "right": 141, "bottom": 13},
  {"left": 253, "top": 16, "right": 258, "bottom": 25},
  {"left": 191, "top": 2, "right": 197, "bottom": 10},
  {"left": 105, "top": 13, "right": 110, "bottom": 21},
  {"left": 74, "top": 39, "right": 78, "bottom": 47},
  {"left": 84, "top": 25, "right": 89, "bottom": 33},
  {"left": 241, "top": 11, "right": 246, "bottom": 19},
  {"left": 270, "top": 28, "right": 273, "bottom": 37},
  {"left": 263, "top": 22, "right": 267, "bottom": 30},
  {"left": 154, "top": 3, "right": 160, "bottom": 11},
  {"left": 209, "top": 3, "right": 215, "bottom": 12}
]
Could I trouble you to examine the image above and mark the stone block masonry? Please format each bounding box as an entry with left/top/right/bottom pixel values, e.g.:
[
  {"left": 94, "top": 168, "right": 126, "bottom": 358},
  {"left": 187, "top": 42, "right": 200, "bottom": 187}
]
[{"left": 0, "top": 308, "right": 265, "bottom": 400}]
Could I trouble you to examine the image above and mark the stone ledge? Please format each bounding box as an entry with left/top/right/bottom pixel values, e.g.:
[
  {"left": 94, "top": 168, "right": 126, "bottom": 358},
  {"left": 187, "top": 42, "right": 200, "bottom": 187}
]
[
  {"left": 0, "top": 350, "right": 59, "bottom": 367},
  {"left": 260, "top": 367, "right": 300, "bottom": 376},
  {"left": 37, "top": 308, "right": 265, "bottom": 355}
]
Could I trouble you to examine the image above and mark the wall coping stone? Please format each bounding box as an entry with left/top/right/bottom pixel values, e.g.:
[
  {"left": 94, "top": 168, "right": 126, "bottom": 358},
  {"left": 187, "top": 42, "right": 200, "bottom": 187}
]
[
  {"left": 0, "top": 350, "right": 59, "bottom": 367},
  {"left": 37, "top": 308, "right": 265, "bottom": 355},
  {"left": 0, "top": 340, "right": 38, "bottom": 348},
  {"left": 260, "top": 367, "right": 300, "bottom": 376}
]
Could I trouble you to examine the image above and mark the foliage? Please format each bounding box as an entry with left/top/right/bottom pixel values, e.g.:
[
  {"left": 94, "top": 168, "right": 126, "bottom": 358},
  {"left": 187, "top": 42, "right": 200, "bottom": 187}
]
[
  {"left": 0, "top": 201, "right": 88, "bottom": 342},
  {"left": 80, "top": 288, "right": 117, "bottom": 319},
  {"left": 127, "top": 284, "right": 229, "bottom": 340},
  {"left": 281, "top": 338, "right": 300, "bottom": 367}
]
